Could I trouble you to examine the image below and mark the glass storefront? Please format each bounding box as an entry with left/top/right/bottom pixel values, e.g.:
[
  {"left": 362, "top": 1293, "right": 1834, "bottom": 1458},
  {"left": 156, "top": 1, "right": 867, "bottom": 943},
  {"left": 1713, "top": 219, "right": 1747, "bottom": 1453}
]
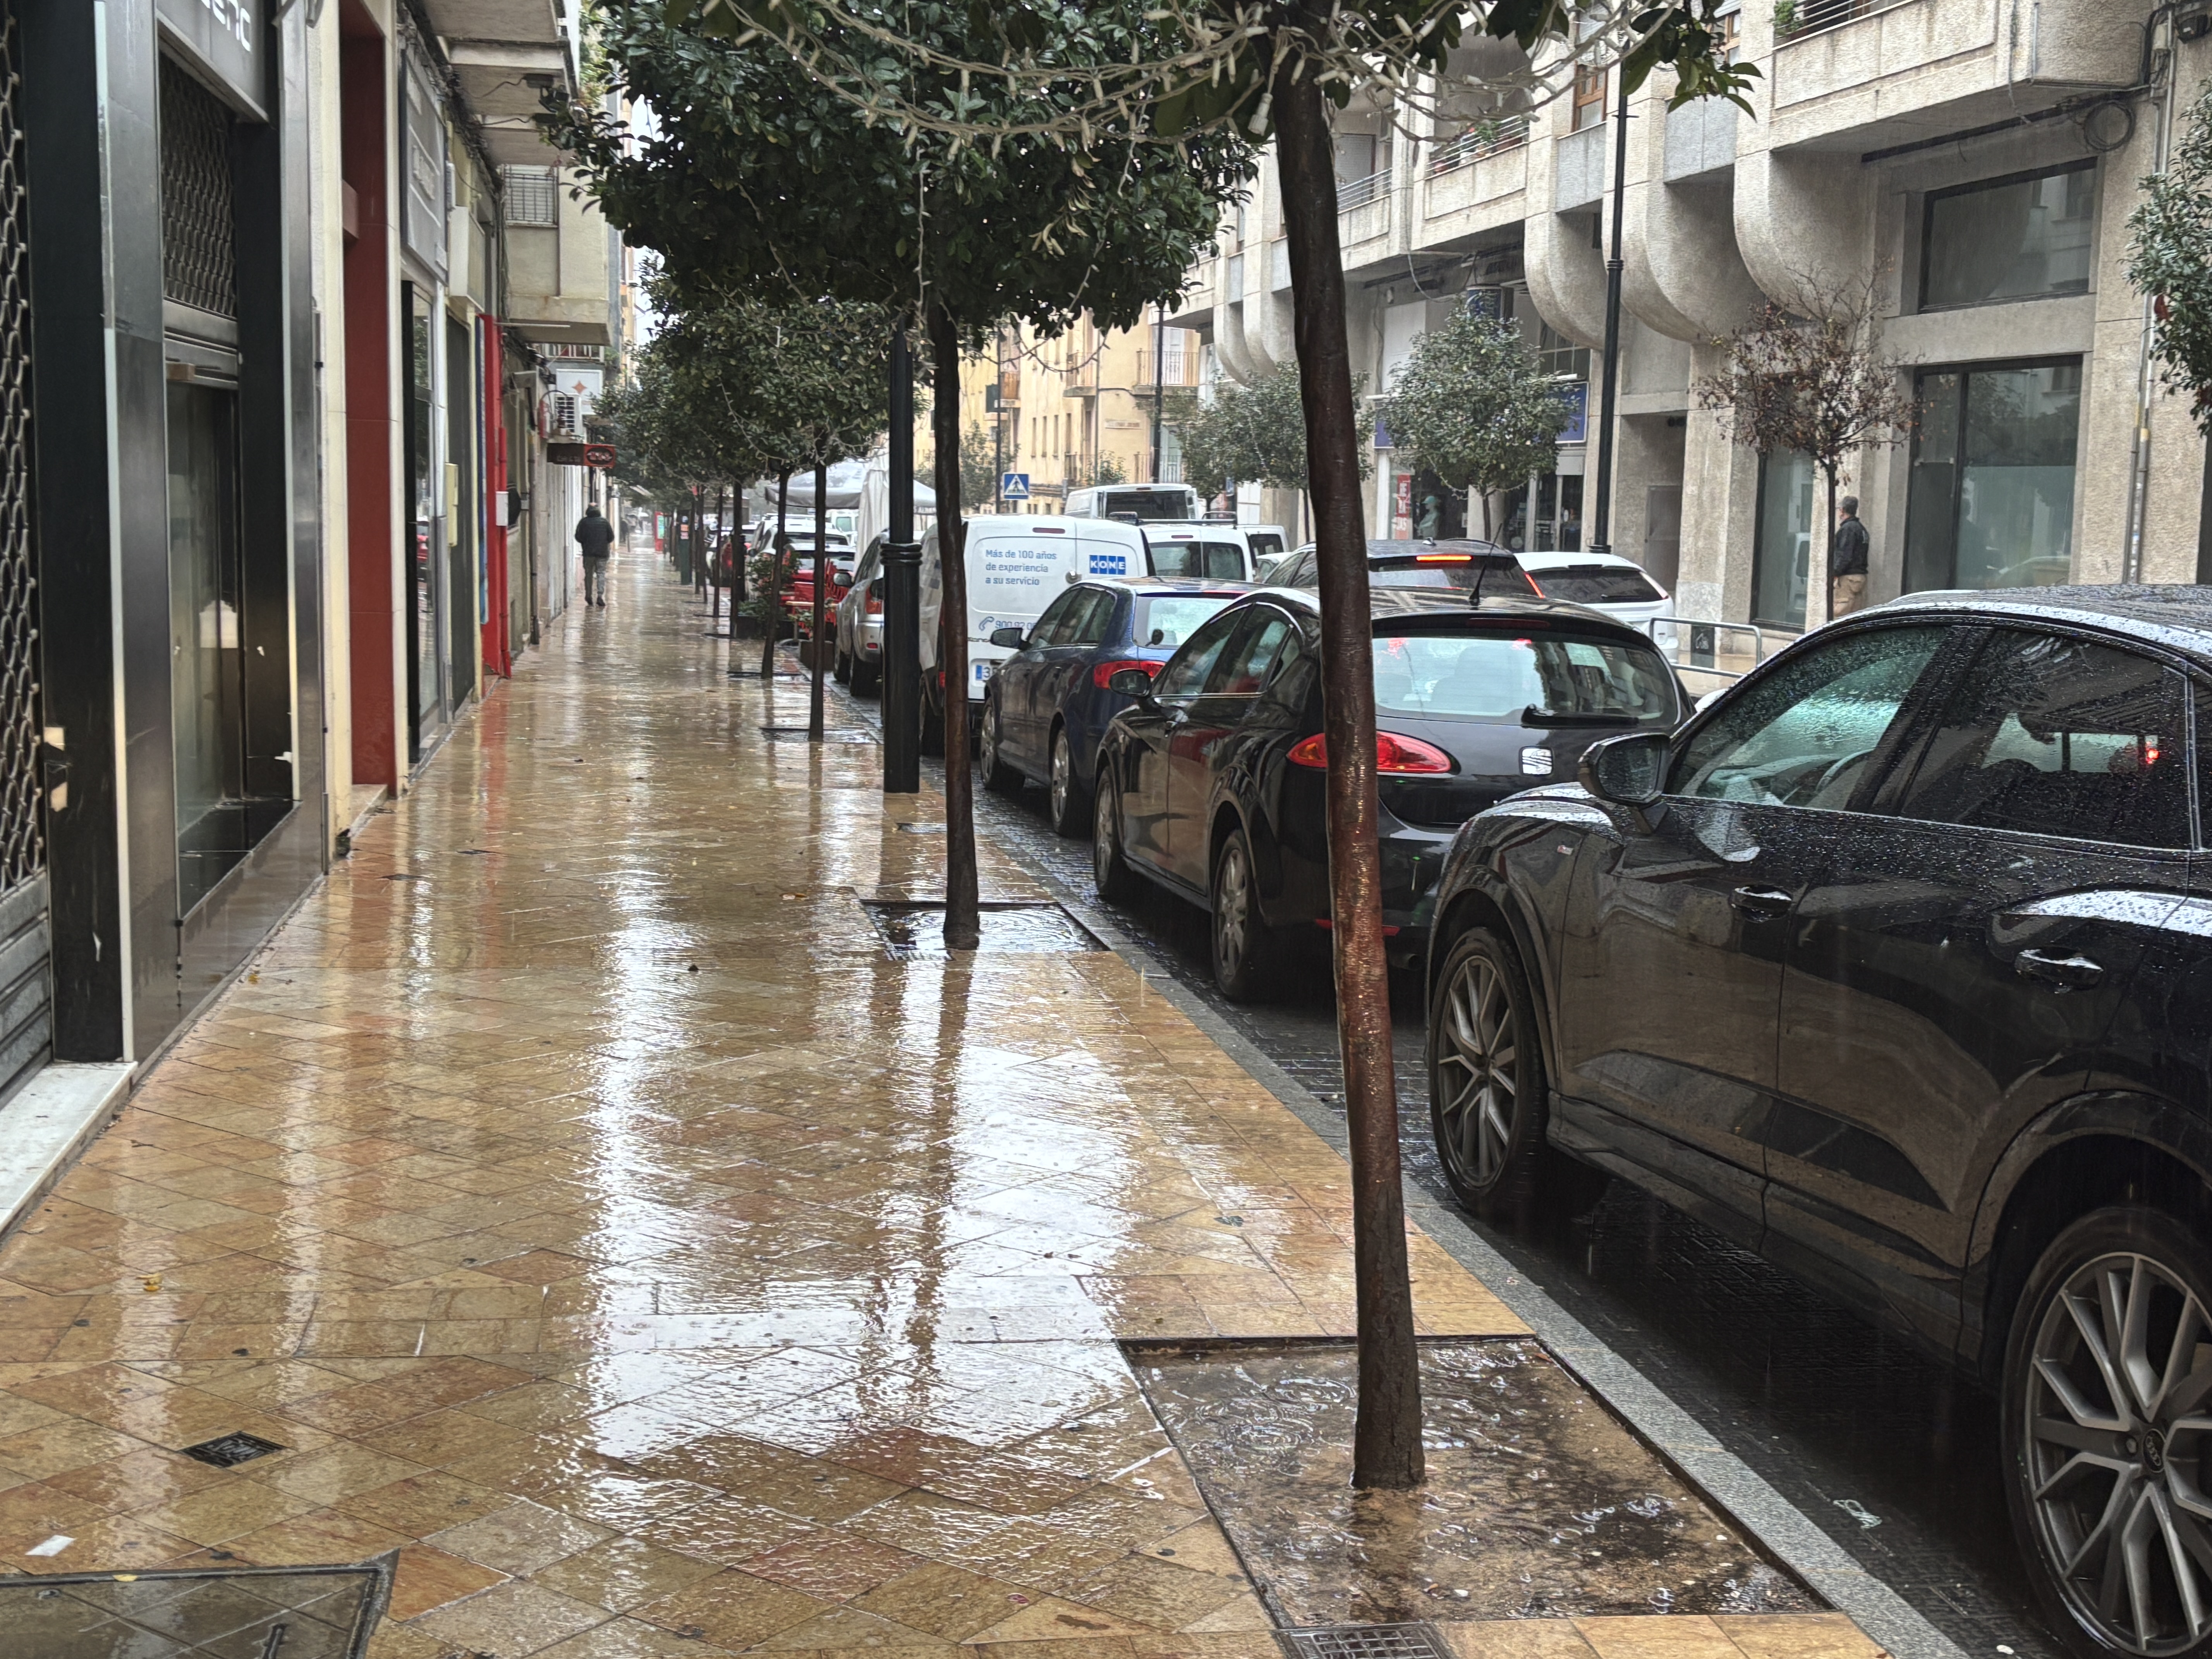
[
  {"left": 168, "top": 380, "right": 245, "bottom": 912},
  {"left": 1499, "top": 471, "right": 1583, "bottom": 551},
  {"left": 1752, "top": 450, "right": 1816, "bottom": 629},
  {"left": 406, "top": 283, "right": 443, "bottom": 750},
  {"left": 1904, "top": 361, "right": 2080, "bottom": 594}
]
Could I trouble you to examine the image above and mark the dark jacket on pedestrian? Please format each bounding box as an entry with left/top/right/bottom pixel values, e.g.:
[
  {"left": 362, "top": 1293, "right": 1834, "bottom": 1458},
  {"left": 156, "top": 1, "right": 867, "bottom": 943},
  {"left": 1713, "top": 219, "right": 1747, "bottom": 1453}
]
[
  {"left": 1831, "top": 514, "right": 1869, "bottom": 578},
  {"left": 576, "top": 508, "right": 615, "bottom": 559}
]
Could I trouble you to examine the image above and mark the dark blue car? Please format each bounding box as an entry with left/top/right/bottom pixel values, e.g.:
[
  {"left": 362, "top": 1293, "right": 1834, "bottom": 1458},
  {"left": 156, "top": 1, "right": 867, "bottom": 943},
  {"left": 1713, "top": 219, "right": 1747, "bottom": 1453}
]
[{"left": 979, "top": 578, "right": 1246, "bottom": 834}]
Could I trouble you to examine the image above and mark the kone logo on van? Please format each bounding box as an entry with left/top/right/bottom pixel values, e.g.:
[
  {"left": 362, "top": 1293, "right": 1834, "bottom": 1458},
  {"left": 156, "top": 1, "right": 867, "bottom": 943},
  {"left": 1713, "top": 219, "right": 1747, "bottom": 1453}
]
[{"left": 1089, "top": 553, "right": 1128, "bottom": 576}]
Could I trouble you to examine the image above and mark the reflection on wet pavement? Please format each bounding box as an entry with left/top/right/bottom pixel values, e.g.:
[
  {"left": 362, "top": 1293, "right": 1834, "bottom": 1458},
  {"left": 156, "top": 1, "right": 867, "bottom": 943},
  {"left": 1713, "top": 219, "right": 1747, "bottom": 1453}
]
[
  {"left": 0, "top": 560, "right": 1873, "bottom": 1659},
  {"left": 1139, "top": 1344, "right": 1813, "bottom": 1627},
  {"left": 860, "top": 902, "right": 1104, "bottom": 961},
  {"left": 0, "top": 1559, "right": 388, "bottom": 1657}
]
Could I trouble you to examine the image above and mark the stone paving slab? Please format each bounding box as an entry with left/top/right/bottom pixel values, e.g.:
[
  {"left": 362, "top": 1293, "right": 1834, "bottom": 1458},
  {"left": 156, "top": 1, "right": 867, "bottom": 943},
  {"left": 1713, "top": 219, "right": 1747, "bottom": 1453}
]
[{"left": 0, "top": 562, "right": 1876, "bottom": 1659}]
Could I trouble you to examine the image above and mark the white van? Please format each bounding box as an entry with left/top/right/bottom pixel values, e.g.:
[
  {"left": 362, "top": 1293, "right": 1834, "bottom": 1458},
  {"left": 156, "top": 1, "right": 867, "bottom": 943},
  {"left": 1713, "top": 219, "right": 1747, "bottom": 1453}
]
[
  {"left": 920, "top": 516, "right": 1150, "bottom": 710},
  {"left": 1063, "top": 483, "right": 1200, "bottom": 523},
  {"left": 1142, "top": 522, "right": 1261, "bottom": 581}
]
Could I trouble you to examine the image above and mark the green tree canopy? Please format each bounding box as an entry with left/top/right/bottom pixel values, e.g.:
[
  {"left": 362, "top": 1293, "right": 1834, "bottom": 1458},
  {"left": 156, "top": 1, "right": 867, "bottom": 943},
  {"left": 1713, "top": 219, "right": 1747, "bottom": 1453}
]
[
  {"left": 2130, "top": 77, "right": 2212, "bottom": 430},
  {"left": 1376, "top": 310, "right": 1570, "bottom": 539},
  {"left": 1176, "top": 368, "right": 1368, "bottom": 501}
]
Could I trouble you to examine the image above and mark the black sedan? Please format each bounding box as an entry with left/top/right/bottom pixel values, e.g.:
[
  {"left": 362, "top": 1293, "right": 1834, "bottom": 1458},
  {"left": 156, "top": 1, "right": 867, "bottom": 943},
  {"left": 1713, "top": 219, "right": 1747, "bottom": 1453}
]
[
  {"left": 978, "top": 578, "right": 1246, "bottom": 835},
  {"left": 1423, "top": 587, "right": 2212, "bottom": 1659},
  {"left": 1091, "top": 587, "right": 1682, "bottom": 999}
]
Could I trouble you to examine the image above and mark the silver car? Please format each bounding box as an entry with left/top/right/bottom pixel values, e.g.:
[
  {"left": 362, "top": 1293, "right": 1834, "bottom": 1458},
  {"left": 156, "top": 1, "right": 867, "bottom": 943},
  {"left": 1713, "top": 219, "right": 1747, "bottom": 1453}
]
[{"left": 834, "top": 533, "right": 886, "bottom": 694}]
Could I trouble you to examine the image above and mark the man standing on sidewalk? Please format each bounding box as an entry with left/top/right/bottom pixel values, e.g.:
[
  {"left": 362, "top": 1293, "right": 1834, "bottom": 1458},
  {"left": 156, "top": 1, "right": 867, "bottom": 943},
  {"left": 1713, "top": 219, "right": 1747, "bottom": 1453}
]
[
  {"left": 577, "top": 504, "right": 615, "bottom": 608},
  {"left": 1830, "top": 496, "right": 1869, "bottom": 620}
]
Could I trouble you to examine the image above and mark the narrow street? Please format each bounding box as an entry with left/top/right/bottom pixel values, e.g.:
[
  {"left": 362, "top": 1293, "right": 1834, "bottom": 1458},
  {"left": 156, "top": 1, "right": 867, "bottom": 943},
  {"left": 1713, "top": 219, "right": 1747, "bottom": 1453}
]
[{"left": 0, "top": 558, "right": 1874, "bottom": 1659}]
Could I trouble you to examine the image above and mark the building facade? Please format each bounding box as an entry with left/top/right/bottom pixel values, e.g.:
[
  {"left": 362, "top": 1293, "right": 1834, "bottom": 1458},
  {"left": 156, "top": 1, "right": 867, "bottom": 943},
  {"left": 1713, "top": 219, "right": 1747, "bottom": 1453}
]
[
  {"left": 1168, "top": 0, "right": 2206, "bottom": 629},
  {"left": 0, "top": 0, "right": 618, "bottom": 1147}
]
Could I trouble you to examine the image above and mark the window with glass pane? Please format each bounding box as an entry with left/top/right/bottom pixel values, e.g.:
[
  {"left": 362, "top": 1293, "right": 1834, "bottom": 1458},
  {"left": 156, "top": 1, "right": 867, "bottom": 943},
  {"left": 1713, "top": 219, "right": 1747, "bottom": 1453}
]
[
  {"left": 1206, "top": 612, "right": 1294, "bottom": 696},
  {"left": 1888, "top": 630, "right": 2186, "bottom": 848},
  {"left": 1154, "top": 612, "right": 1243, "bottom": 699},
  {"left": 1752, "top": 451, "right": 1815, "bottom": 629},
  {"left": 1669, "top": 625, "right": 1948, "bottom": 809},
  {"left": 169, "top": 381, "right": 245, "bottom": 912},
  {"left": 1903, "top": 362, "right": 2080, "bottom": 593},
  {"left": 1029, "top": 587, "right": 1089, "bottom": 646},
  {"left": 1922, "top": 163, "right": 2095, "bottom": 310},
  {"left": 1535, "top": 322, "right": 1589, "bottom": 381},
  {"left": 1066, "top": 589, "right": 1118, "bottom": 646}
]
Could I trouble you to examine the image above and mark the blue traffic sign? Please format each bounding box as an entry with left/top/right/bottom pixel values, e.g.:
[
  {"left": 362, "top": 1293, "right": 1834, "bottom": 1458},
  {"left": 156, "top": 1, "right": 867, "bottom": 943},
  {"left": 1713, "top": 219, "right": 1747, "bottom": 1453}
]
[{"left": 1001, "top": 472, "right": 1030, "bottom": 501}]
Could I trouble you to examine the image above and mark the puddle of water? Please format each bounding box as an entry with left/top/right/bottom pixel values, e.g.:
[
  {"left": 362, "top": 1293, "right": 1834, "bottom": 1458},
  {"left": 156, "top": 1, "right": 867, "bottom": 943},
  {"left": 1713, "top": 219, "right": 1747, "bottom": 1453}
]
[
  {"left": 0, "top": 1561, "right": 388, "bottom": 1658},
  {"left": 1137, "top": 1341, "right": 1816, "bottom": 1625},
  {"left": 859, "top": 900, "right": 1104, "bottom": 959}
]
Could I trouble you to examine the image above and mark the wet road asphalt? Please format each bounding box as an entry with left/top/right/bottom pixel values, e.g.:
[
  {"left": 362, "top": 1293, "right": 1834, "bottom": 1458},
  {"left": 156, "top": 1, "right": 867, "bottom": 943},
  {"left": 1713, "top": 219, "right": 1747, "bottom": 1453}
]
[{"left": 827, "top": 670, "right": 2059, "bottom": 1659}]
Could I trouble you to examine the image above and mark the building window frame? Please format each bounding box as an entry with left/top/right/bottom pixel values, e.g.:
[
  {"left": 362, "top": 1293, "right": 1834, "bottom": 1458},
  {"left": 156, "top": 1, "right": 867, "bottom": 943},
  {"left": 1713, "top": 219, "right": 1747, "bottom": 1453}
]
[
  {"left": 1917, "top": 157, "right": 2097, "bottom": 314},
  {"left": 1902, "top": 354, "right": 2084, "bottom": 595}
]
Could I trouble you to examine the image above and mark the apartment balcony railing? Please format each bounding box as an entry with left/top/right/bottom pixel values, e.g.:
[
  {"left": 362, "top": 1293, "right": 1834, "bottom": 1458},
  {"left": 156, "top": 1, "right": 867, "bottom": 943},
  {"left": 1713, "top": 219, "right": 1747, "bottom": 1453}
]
[
  {"left": 1336, "top": 167, "right": 1393, "bottom": 212},
  {"left": 997, "top": 366, "right": 1020, "bottom": 406},
  {"left": 1775, "top": 0, "right": 1886, "bottom": 40},
  {"left": 1133, "top": 347, "right": 1201, "bottom": 392},
  {"left": 1427, "top": 115, "right": 1530, "bottom": 176}
]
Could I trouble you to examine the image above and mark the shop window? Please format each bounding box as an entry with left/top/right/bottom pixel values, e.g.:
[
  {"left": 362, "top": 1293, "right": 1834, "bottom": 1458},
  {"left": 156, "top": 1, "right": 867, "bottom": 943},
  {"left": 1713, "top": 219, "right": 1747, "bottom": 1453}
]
[
  {"left": 1752, "top": 450, "right": 1816, "bottom": 630},
  {"left": 1903, "top": 361, "right": 2081, "bottom": 593},
  {"left": 1922, "top": 163, "right": 2095, "bottom": 311},
  {"left": 1534, "top": 322, "right": 1589, "bottom": 383}
]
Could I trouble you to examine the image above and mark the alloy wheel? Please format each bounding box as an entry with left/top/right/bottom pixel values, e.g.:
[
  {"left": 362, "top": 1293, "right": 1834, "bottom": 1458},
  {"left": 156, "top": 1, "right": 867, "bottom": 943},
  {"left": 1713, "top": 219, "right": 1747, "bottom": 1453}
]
[
  {"left": 2022, "top": 1249, "right": 2212, "bottom": 1656},
  {"left": 1435, "top": 952, "right": 1518, "bottom": 1190},
  {"left": 1050, "top": 733, "right": 1072, "bottom": 824},
  {"left": 1214, "top": 842, "right": 1251, "bottom": 977},
  {"left": 1093, "top": 783, "right": 1118, "bottom": 890}
]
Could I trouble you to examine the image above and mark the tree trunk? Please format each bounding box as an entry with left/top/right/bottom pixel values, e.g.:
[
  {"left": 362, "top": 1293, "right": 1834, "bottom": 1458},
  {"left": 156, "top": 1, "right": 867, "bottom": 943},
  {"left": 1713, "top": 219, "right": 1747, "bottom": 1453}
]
[
  {"left": 763, "top": 468, "right": 791, "bottom": 680},
  {"left": 1274, "top": 45, "right": 1425, "bottom": 1493},
  {"left": 929, "top": 302, "right": 980, "bottom": 950},
  {"left": 810, "top": 450, "right": 829, "bottom": 740},
  {"left": 712, "top": 484, "right": 726, "bottom": 625}
]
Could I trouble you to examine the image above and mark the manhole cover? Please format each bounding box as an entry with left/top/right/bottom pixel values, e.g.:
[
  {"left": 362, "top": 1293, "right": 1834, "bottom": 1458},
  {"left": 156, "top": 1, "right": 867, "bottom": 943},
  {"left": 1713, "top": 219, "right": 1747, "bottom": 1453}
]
[
  {"left": 760, "top": 725, "right": 881, "bottom": 744},
  {"left": 181, "top": 1431, "right": 287, "bottom": 1468},
  {"left": 859, "top": 899, "right": 1104, "bottom": 959},
  {"left": 0, "top": 1558, "right": 390, "bottom": 1658},
  {"left": 1286, "top": 1625, "right": 1450, "bottom": 1659}
]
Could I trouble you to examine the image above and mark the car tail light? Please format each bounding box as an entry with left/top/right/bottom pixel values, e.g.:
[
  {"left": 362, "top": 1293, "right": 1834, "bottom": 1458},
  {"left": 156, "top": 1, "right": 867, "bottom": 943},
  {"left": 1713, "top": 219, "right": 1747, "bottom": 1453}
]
[
  {"left": 1288, "top": 731, "right": 1454, "bottom": 774},
  {"left": 865, "top": 595, "right": 883, "bottom": 616},
  {"left": 1093, "top": 659, "right": 1162, "bottom": 689}
]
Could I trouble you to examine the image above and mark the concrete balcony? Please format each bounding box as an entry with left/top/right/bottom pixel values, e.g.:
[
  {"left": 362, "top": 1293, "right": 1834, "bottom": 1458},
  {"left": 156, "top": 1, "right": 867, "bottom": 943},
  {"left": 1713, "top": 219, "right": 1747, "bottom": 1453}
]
[
  {"left": 505, "top": 170, "right": 610, "bottom": 345},
  {"left": 419, "top": 1, "right": 580, "bottom": 167},
  {"left": 1554, "top": 125, "right": 1606, "bottom": 211},
  {"left": 1664, "top": 99, "right": 1738, "bottom": 184},
  {"left": 1420, "top": 118, "right": 1530, "bottom": 236}
]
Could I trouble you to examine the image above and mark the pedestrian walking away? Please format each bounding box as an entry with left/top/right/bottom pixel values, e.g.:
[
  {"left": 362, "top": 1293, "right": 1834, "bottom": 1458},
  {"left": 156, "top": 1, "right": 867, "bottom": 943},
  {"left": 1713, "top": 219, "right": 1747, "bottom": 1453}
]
[
  {"left": 577, "top": 503, "right": 615, "bottom": 607},
  {"left": 1830, "top": 495, "right": 1869, "bottom": 619}
]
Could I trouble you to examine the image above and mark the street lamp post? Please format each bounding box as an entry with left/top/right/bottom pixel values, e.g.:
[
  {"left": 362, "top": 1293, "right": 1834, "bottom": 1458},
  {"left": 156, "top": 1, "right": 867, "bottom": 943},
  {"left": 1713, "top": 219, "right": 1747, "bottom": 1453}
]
[
  {"left": 1587, "top": 73, "right": 1630, "bottom": 558},
  {"left": 882, "top": 325, "right": 922, "bottom": 794}
]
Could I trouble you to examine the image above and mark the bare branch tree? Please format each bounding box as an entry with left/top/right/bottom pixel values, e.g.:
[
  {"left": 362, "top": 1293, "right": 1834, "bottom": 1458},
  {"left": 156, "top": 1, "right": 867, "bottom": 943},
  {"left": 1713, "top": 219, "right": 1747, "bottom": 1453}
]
[{"left": 1694, "top": 275, "right": 1916, "bottom": 630}]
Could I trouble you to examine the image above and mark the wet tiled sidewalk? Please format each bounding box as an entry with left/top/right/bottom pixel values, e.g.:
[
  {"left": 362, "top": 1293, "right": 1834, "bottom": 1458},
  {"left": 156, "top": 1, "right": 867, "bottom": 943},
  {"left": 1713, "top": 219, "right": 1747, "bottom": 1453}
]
[{"left": 0, "top": 561, "right": 1880, "bottom": 1659}]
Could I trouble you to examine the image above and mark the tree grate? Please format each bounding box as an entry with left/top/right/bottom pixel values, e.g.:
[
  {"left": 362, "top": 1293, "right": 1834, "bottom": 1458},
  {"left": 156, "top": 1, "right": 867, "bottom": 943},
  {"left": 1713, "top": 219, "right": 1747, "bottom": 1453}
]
[
  {"left": 181, "top": 1432, "right": 287, "bottom": 1468},
  {"left": 859, "top": 898, "right": 1104, "bottom": 960},
  {"left": 760, "top": 725, "right": 880, "bottom": 745},
  {"left": 1283, "top": 1625, "right": 1451, "bottom": 1659}
]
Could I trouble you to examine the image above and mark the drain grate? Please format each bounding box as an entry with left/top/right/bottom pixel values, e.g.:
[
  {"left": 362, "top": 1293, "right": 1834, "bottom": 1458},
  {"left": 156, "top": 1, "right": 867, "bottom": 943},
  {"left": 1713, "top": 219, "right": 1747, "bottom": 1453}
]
[
  {"left": 0, "top": 1558, "right": 390, "bottom": 1658},
  {"left": 181, "top": 1431, "right": 287, "bottom": 1468},
  {"left": 1285, "top": 1625, "right": 1451, "bottom": 1659},
  {"left": 760, "top": 725, "right": 881, "bottom": 745},
  {"left": 859, "top": 899, "right": 1104, "bottom": 960}
]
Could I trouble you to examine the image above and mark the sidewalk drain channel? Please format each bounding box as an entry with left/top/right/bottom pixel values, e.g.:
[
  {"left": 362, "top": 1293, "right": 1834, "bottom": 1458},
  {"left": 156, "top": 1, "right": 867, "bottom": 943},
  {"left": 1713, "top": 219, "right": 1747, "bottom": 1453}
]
[
  {"left": 859, "top": 899, "right": 1104, "bottom": 959},
  {"left": 760, "top": 725, "right": 881, "bottom": 744},
  {"left": 1134, "top": 1340, "right": 1815, "bottom": 1625},
  {"left": 0, "top": 1557, "right": 391, "bottom": 1658},
  {"left": 1284, "top": 1623, "right": 1451, "bottom": 1659}
]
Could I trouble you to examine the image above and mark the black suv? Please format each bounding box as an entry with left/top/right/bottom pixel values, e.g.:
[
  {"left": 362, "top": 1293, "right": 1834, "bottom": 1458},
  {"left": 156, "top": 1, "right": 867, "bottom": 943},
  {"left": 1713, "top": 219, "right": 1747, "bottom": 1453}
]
[{"left": 1422, "top": 588, "right": 2212, "bottom": 1659}]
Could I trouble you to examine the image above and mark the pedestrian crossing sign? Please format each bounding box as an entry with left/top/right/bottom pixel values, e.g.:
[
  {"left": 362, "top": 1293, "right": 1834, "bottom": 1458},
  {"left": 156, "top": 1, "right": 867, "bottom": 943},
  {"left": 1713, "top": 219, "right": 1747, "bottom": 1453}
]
[{"left": 1001, "top": 473, "right": 1030, "bottom": 501}]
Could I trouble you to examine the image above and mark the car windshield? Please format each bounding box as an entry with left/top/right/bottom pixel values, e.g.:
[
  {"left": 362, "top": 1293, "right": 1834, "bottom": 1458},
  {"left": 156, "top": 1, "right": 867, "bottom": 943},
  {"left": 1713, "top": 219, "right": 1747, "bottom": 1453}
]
[
  {"left": 1135, "top": 594, "right": 1238, "bottom": 650},
  {"left": 1527, "top": 563, "right": 1664, "bottom": 604},
  {"left": 1372, "top": 630, "right": 1676, "bottom": 724},
  {"left": 1151, "top": 540, "right": 1245, "bottom": 580},
  {"left": 1369, "top": 555, "right": 1531, "bottom": 593}
]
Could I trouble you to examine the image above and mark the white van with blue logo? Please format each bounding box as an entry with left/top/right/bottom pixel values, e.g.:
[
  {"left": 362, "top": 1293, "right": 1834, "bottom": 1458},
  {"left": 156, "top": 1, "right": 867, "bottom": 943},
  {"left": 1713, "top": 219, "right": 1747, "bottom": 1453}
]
[{"left": 919, "top": 516, "right": 1149, "bottom": 705}]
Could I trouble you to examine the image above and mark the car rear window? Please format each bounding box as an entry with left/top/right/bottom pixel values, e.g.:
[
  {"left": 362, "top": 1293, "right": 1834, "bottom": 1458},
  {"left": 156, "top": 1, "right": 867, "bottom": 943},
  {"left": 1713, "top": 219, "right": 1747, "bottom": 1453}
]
[
  {"left": 1150, "top": 540, "right": 1246, "bottom": 580},
  {"left": 1373, "top": 630, "right": 1676, "bottom": 724},
  {"left": 1135, "top": 594, "right": 1238, "bottom": 650},
  {"left": 1369, "top": 555, "right": 1532, "bottom": 592},
  {"left": 1527, "top": 564, "right": 1664, "bottom": 604}
]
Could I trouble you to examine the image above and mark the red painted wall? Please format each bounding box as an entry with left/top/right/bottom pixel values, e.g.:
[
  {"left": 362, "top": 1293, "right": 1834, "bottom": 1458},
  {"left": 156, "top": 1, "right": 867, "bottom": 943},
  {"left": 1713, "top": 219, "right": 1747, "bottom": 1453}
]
[
  {"left": 481, "top": 319, "right": 510, "bottom": 678},
  {"left": 341, "top": 6, "right": 397, "bottom": 787}
]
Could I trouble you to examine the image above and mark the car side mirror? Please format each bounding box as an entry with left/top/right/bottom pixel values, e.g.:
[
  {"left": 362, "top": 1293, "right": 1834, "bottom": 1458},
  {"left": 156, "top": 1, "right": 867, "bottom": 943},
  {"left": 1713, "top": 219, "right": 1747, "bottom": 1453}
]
[
  {"left": 989, "top": 626, "right": 1027, "bottom": 649},
  {"left": 1107, "top": 667, "right": 1160, "bottom": 707},
  {"left": 1577, "top": 731, "right": 1669, "bottom": 831},
  {"left": 833, "top": 571, "right": 853, "bottom": 590}
]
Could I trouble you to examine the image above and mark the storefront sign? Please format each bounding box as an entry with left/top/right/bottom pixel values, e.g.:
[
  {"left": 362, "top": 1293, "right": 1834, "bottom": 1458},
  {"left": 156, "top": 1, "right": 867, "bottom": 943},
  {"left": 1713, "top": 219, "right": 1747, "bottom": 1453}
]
[
  {"left": 1559, "top": 382, "right": 1588, "bottom": 445},
  {"left": 548, "top": 443, "right": 617, "bottom": 469},
  {"left": 400, "top": 57, "right": 449, "bottom": 282},
  {"left": 157, "top": 0, "right": 265, "bottom": 117}
]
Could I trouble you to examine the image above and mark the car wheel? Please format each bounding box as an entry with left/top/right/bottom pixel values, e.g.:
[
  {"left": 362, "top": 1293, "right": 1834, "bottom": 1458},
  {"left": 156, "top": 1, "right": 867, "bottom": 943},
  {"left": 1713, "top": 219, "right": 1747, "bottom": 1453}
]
[
  {"left": 1048, "top": 728, "right": 1089, "bottom": 838},
  {"left": 1427, "top": 928, "right": 1606, "bottom": 1220},
  {"left": 1092, "top": 769, "right": 1141, "bottom": 905},
  {"left": 833, "top": 644, "right": 851, "bottom": 684},
  {"left": 980, "top": 701, "right": 1022, "bottom": 794},
  {"left": 1209, "top": 829, "right": 1273, "bottom": 1002},
  {"left": 852, "top": 656, "right": 879, "bottom": 696},
  {"left": 2003, "top": 1204, "right": 2212, "bottom": 1659}
]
